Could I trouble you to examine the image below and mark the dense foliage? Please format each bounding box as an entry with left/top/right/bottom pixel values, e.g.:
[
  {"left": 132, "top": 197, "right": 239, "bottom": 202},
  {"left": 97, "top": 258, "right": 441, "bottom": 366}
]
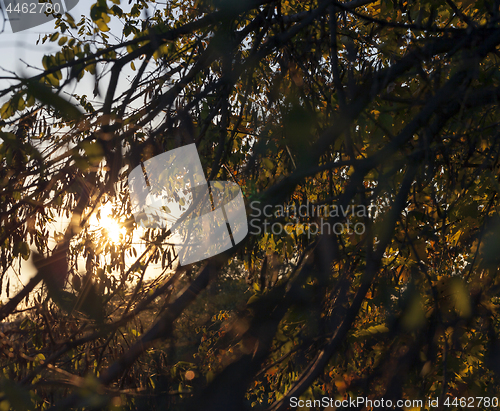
[{"left": 1, "top": 0, "right": 500, "bottom": 409}]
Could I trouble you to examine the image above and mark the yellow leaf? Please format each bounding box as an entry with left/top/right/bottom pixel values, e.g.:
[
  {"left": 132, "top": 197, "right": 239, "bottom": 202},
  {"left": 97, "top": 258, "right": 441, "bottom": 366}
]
[
  {"left": 262, "top": 158, "right": 273, "bottom": 170},
  {"left": 96, "top": 20, "right": 110, "bottom": 32}
]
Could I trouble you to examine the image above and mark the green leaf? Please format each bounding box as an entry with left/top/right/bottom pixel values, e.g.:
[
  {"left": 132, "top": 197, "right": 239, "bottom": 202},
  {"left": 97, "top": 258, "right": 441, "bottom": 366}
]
[
  {"left": 25, "top": 79, "right": 83, "bottom": 121},
  {"left": 65, "top": 12, "right": 77, "bottom": 29},
  {"left": 17, "top": 96, "right": 25, "bottom": 111},
  {"left": 0, "top": 102, "right": 13, "bottom": 119},
  {"left": 26, "top": 94, "right": 35, "bottom": 107},
  {"left": 262, "top": 158, "right": 273, "bottom": 170},
  {"left": 111, "top": 5, "right": 123, "bottom": 16},
  {"left": 45, "top": 72, "right": 61, "bottom": 87},
  {"left": 90, "top": 4, "right": 104, "bottom": 22},
  {"left": 401, "top": 295, "right": 426, "bottom": 331},
  {"left": 0, "top": 377, "right": 36, "bottom": 411},
  {"left": 80, "top": 140, "right": 104, "bottom": 165},
  {"left": 19, "top": 242, "right": 30, "bottom": 260},
  {"left": 379, "top": 113, "right": 393, "bottom": 130},
  {"left": 42, "top": 55, "right": 52, "bottom": 70}
]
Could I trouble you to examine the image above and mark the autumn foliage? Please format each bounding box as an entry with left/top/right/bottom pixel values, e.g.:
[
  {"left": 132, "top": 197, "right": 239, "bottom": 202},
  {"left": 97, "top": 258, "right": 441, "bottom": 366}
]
[{"left": 1, "top": 0, "right": 500, "bottom": 409}]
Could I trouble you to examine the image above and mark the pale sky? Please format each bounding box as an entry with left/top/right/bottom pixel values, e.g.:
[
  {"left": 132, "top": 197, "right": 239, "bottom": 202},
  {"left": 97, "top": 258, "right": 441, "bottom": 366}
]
[{"left": 0, "top": 0, "right": 93, "bottom": 73}]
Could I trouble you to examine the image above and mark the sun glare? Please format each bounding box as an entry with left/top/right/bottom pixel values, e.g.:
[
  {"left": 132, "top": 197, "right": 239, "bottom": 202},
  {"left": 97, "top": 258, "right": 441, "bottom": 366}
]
[{"left": 89, "top": 202, "right": 127, "bottom": 244}]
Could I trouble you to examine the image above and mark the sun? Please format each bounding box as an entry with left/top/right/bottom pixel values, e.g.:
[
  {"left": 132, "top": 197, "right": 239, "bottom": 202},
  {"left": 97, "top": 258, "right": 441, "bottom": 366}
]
[{"left": 89, "top": 202, "right": 127, "bottom": 244}]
